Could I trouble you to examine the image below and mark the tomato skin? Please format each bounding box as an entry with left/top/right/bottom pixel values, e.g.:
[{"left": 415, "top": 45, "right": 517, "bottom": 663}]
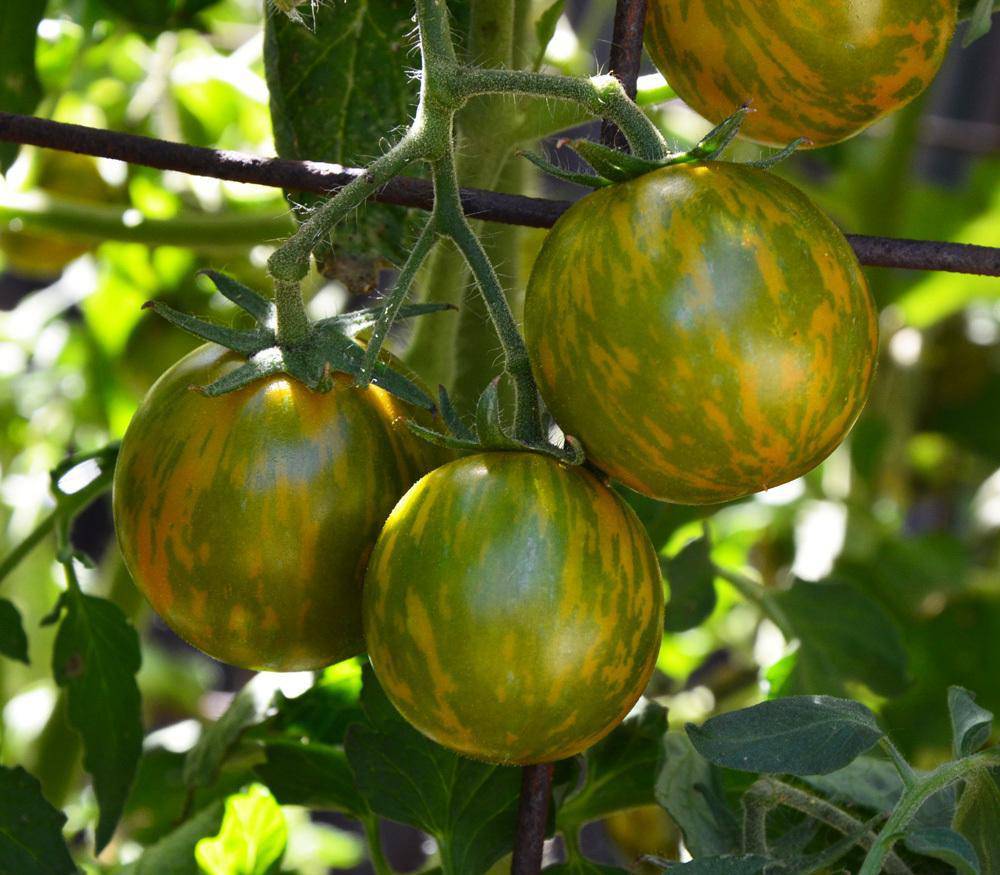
[
  {"left": 645, "top": 0, "right": 957, "bottom": 147},
  {"left": 363, "top": 452, "right": 663, "bottom": 765},
  {"left": 113, "top": 344, "right": 445, "bottom": 671},
  {"left": 524, "top": 163, "right": 878, "bottom": 505}
]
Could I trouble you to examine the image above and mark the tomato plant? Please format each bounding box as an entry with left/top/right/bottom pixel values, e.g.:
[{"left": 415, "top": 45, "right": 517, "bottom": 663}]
[
  {"left": 113, "top": 343, "right": 444, "bottom": 671},
  {"left": 363, "top": 452, "right": 664, "bottom": 764},
  {"left": 645, "top": 0, "right": 958, "bottom": 147},
  {"left": 524, "top": 161, "right": 878, "bottom": 504}
]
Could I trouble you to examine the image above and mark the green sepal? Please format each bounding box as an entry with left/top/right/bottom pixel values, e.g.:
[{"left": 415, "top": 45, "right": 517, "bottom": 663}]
[
  {"left": 518, "top": 148, "right": 614, "bottom": 189},
  {"left": 437, "top": 385, "right": 476, "bottom": 442},
  {"left": 474, "top": 378, "right": 524, "bottom": 451},
  {"left": 570, "top": 139, "right": 663, "bottom": 182},
  {"left": 745, "top": 137, "right": 810, "bottom": 169},
  {"left": 199, "top": 269, "right": 275, "bottom": 326},
  {"left": 404, "top": 420, "right": 485, "bottom": 453},
  {"left": 682, "top": 105, "right": 751, "bottom": 162},
  {"left": 196, "top": 349, "right": 285, "bottom": 396},
  {"left": 143, "top": 301, "right": 271, "bottom": 356},
  {"left": 318, "top": 302, "right": 455, "bottom": 338}
]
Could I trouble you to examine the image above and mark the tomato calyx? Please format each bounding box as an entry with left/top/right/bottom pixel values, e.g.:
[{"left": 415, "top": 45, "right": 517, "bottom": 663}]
[
  {"left": 406, "top": 377, "right": 585, "bottom": 465},
  {"left": 143, "top": 269, "right": 450, "bottom": 408},
  {"left": 521, "top": 106, "right": 809, "bottom": 190}
]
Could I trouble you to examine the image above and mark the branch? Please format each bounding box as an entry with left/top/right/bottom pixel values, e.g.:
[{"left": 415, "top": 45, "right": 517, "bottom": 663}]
[
  {"left": 601, "top": 0, "right": 649, "bottom": 150},
  {"left": 511, "top": 763, "right": 554, "bottom": 875},
  {"left": 2, "top": 113, "right": 999, "bottom": 277}
]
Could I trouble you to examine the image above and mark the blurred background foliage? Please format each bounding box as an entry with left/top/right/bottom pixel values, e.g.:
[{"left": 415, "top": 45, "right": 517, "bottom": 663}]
[{"left": 0, "top": 0, "right": 998, "bottom": 871}]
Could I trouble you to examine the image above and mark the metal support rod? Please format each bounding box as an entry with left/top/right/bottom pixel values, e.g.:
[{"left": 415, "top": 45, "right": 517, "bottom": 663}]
[
  {"left": 2, "top": 112, "right": 999, "bottom": 277},
  {"left": 600, "top": 0, "right": 649, "bottom": 150},
  {"left": 511, "top": 763, "right": 554, "bottom": 875}
]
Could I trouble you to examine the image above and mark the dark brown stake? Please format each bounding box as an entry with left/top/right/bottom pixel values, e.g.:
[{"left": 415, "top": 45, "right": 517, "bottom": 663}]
[
  {"left": 2, "top": 112, "right": 1000, "bottom": 277},
  {"left": 511, "top": 763, "right": 555, "bottom": 875},
  {"left": 600, "top": 0, "right": 649, "bottom": 151}
]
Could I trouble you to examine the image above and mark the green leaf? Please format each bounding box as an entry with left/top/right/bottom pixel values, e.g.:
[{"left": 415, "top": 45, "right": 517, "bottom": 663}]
[
  {"left": 96, "top": 0, "right": 221, "bottom": 32},
  {"left": 769, "top": 579, "right": 909, "bottom": 697},
  {"left": 544, "top": 861, "right": 627, "bottom": 874},
  {"left": 533, "top": 0, "right": 565, "bottom": 70},
  {"left": 800, "top": 756, "right": 902, "bottom": 813},
  {"left": 0, "top": 597, "right": 29, "bottom": 664},
  {"left": 953, "top": 769, "right": 1000, "bottom": 873},
  {"left": 267, "top": 659, "right": 364, "bottom": 746},
  {"left": 904, "top": 826, "right": 981, "bottom": 874},
  {"left": 654, "top": 732, "right": 740, "bottom": 857},
  {"left": 0, "top": 2, "right": 46, "bottom": 173},
  {"left": 948, "top": 686, "right": 994, "bottom": 758},
  {"left": 0, "top": 766, "right": 76, "bottom": 875},
  {"left": 52, "top": 590, "right": 142, "bottom": 853},
  {"left": 686, "top": 696, "right": 883, "bottom": 776},
  {"left": 185, "top": 674, "right": 276, "bottom": 791},
  {"left": 663, "top": 537, "right": 717, "bottom": 632},
  {"left": 121, "top": 802, "right": 226, "bottom": 875},
  {"left": 961, "top": 0, "right": 998, "bottom": 45},
  {"left": 655, "top": 855, "right": 770, "bottom": 873},
  {"left": 345, "top": 666, "right": 522, "bottom": 875},
  {"left": 557, "top": 701, "right": 667, "bottom": 829},
  {"left": 195, "top": 785, "right": 287, "bottom": 875},
  {"left": 254, "top": 740, "right": 367, "bottom": 816},
  {"left": 263, "top": 0, "right": 417, "bottom": 289}
]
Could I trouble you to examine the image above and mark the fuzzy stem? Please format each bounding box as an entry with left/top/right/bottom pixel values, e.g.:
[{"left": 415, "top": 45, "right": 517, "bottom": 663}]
[
  {"left": 432, "top": 155, "right": 543, "bottom": 444},
  {"left": 359, "top": 218, "right": 439, "bottom": 384},
  {"left": 859, "top": 748, "right": 1000, "bottom": 875},
  {"left": 273, "top": 278, "right": 311, "bottom": 345},
  {"left": 361, "top": 815, "right": 394, "bottom": 875}
]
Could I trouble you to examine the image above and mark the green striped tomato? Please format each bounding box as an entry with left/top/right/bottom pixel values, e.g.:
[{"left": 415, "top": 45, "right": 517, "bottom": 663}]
[
  {"left": 364, "top": 452, "right": 663, "bottom": 764},
  {"left": 645, "top": 0, "right": 957, "bottom": 147},
  {"left": 524, "top": 162, "right": 878, "bottom": 505},
  {"left": 113, "top": 344, "right": 445, "bottom": 671}
]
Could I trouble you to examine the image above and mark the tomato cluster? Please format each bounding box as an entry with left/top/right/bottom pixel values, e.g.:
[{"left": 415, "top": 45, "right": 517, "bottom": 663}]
[{"left": 113, "top": 6, "right": 954, "bottom": 763}]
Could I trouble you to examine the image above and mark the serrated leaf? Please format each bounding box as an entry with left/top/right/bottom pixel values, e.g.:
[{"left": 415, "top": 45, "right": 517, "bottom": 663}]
[
  {"left": 264, "top": 0, "right": 417, "bottom": 288},
  {"left": 345, "top": 665, "right": 521, "bottom": 875},
  {"left": 0, "top": 766, "right": 76, "bottom": 875},
  {"left": 656, "top": 855, "right": 770, "bottom": 873},
  {"left": 255, "top": 740, "right": 367, "bottom": 816},
  {"left": 184, "top": 674, "right": 277, "bottom": 791},
  {"left": 686, "top": 696, "right": 883, "bottom": 776},
  {"left": 52, "top": 590, "right": 142, "bottom": 852},
  {"left": 0, "top": 597, "right": 28, "bottom": 663},
  {"left": 195, "top": 785, "right": 287, "bottom": 875},
  {"left": 905, "top": 826, "right": 980, "bottom": 874},
  {"left": 948, "top": 686, "right": 994, "bottom": 758},
  {"left": 962, "top": 0, "right": 998, "bottom": 45},
  {"left": 663, "top": 537, "right": 717, "bottom": 632},
  {"left": 557, "top": 701, "right": 667, "bottom": 829},
  {"left": 769, "top": 579, "right": 908, "bottom": 697},
  {"left": 120, "top": 801, "right": 226, "bottom": 875},
  {"left": 0, "top": 3, "right": 46, "bottom": 173},
  {"left": 654, "top": 733, "right": 740, "bottom": 857},
  {"left": 953, "top": 769, "right": 1000, "bottom": 873}
]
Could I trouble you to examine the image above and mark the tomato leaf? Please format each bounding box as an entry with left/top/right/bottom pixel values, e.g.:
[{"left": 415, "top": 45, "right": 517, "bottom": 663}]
[
  {"left": 345, "top": 665, "right": 522, "bottom": 875},
  {"left": 0, "top": 2, "right": 46, "bottom": 173},
  {"left": 532, "top": 0, "right": 565, "bottom": 70},
  {"left": 195, "top": 785, "right": 287, "bottom": 875},
  {"left": 0, "top": 597, "right": 28, "bottom": 664},
  {"left": 255, "top": 739, "right": 368, "bottom": 817},
  {"left": 0, "top": 766, "right": 76, "bottom": 875},
  {"left": 119, "top": 801, "right": 225, "bottom": 875},
  {"left": 652, "top": 855, "right": 770, "bottom": 873},
  {"left": 267, "top": 659, "right": 365, "bottom": 746},
  {"left": 769, "top": 578, "right": 909, "bottom": 698},
  {"left": 263, "top": 0, "right": 417, "bottom": 290},
  {"left": 948, "top": 686, "right": 994, "bottom": 758},
  {"left": 557, "top": 700, "right": 667, "bottom": 829},
  {"left": 905, "top": 826, "right": 981, "bottom": 874},
  {"left": 953, "top": 768, "right": 1000, "bottom": 873},
  {"left": 95, "top": 0, "right": 222, "bottom": 32},
  {"left": 960, "top": 0, "right": 998, "bottom": 45},
  {"left": 662, "top": 536, "right": 717, "bottom": 632},
  {"left": 800, "top": 755, "right": 902, "bottom": 814},
  {"left": 184, "top": 674, "right": 277, "bottom": 791},
  {"left": 52, "top": 590, "right": 142, "bottom": 853},
  {"left": 654, "top": 732, "right": 740, "bottom": 857},
  {"left": 686, "top": 696, "right": 884, "bottom": 776}
]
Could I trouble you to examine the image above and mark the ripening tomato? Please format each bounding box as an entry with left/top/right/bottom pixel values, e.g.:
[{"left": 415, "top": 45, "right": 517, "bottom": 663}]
[
  {"left": 113, "top": 344, "right": 445, "bottom": 671},
  {"left": 645, "top": 0, "right": 957, "bottom": 147},
  {"left": 524, "top": 162, "right": 878, "bottom": 505},
  {"left": 363, "top": 452, "right": 664, "bottom": 764}
]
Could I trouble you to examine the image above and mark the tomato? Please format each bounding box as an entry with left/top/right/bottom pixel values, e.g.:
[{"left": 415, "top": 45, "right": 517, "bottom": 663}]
[
  {"left": 113, "top": 344, "right": 445, "bottom": 671},
  {"left": 363, "top": 452, "right": 664, "bottom": 765},
  {"left": 524, "top": 162, "right": 878, "bottom": 505},
  {"left": 645, "top": 0, "right": 957, "bottom": 147}
]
